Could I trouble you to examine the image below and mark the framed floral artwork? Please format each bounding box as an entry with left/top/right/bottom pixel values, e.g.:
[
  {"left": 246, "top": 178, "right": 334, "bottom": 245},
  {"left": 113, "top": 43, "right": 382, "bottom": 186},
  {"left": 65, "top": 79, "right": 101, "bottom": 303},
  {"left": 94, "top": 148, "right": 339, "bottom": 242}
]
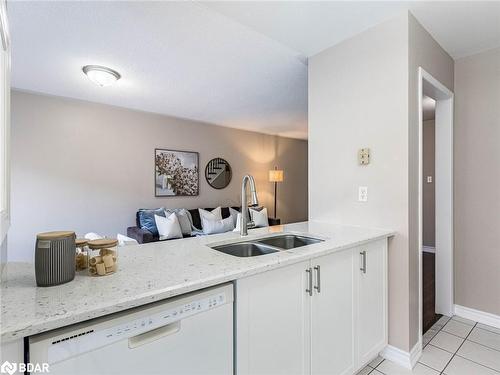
[{"left": 155, "top": 149, "right": 199, "bottom": 197}]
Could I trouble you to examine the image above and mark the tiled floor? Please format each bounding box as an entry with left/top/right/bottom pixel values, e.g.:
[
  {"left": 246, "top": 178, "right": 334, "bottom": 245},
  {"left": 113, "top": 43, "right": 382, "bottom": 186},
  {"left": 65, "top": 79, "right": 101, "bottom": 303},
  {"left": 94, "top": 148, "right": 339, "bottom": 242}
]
[{"left": 357, "top": 315, "right": 500, "bottom": 375}]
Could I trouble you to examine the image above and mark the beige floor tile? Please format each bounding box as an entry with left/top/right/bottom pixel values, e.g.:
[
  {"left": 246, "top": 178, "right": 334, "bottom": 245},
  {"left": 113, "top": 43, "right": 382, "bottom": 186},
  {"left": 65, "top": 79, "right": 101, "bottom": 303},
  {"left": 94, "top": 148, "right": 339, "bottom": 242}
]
[
  {"left": 419, "top": 344, "right": 454, "bottom": 371},
  {"left": 377, "top": 360, "right": 439, "bottom": 375},
  {"left": 443, "top": 355, "right": 500, "bottom": 375},
  {"left": 477, "top": 323, "right": 500, "bottom": 336},
  {"left": 430, "top": 331, "right": 465, "bottom": 353},
  {"left": 458, "top": 340, "right": 500, "bottom": 372},
  {"left": 452, "top": 316, "right": 476, "bottom": 326},
  {"left": 433, "top": 315, "right": 452, "bottom": 329},
  {"left": 423, "top": 329, "right": 439, "bottom": 346},
  {"left": 357, "top": 365, "right": 374, "bottom": 375},
  {"left": 469, "top": 327, "right": 500, "bottom": 351},
  {"left": 442, "top": 320, "right": 474, "bottom": 338},
  {"left": 369, "top": 356, "right": 384, "bottom": 368}
]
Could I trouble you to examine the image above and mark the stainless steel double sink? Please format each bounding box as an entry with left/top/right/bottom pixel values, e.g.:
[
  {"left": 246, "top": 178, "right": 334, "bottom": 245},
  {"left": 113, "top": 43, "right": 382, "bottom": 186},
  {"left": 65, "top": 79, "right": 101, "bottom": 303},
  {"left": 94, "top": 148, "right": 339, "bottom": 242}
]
[{"left": 210, "top": 234, "right": 324, "bottom": 257}]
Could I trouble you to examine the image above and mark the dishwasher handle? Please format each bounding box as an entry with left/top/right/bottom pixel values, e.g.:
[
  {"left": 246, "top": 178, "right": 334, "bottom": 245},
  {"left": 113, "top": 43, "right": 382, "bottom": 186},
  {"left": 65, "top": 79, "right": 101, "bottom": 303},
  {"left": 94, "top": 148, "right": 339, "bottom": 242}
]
[{"left": 128, "top": 321, "right": 181, "bottom": 349}]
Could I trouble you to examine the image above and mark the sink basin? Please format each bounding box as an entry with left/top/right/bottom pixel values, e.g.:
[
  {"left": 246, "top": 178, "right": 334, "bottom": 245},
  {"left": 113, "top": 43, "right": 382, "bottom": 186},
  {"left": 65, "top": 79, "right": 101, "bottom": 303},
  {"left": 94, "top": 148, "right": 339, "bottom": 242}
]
[
  {"left": 256, "top": 235, "right": 324, "bottom": 250},
  {"left": 211, "top": 242, "right": 279, "bottom": 257}
]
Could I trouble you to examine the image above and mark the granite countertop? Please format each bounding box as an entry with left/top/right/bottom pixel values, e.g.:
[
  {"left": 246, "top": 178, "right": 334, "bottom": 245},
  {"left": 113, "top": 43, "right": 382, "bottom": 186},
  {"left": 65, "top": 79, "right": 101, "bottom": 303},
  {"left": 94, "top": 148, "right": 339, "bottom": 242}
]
[{"left": 0, "top": 221, "right": 394, "bottom": 342}]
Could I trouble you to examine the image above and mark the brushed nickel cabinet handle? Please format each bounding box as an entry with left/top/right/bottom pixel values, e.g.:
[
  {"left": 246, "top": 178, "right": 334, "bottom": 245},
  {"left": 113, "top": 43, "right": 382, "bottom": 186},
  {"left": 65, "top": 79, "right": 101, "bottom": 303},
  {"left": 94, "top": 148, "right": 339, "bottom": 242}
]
[
  {"left": 306, "top": 268, "right": 313, "bottom": 296},
  {"left": 314, "top": 265, "right": 321, "bottom": 293},
  {"left": 360, "top": 251, "right": 367, "bottom": 273}
]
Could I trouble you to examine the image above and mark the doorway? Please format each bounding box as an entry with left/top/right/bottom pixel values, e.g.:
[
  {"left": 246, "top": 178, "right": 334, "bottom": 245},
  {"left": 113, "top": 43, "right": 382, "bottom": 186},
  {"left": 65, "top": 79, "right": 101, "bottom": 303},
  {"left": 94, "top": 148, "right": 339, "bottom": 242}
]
[
  {"left": 418, "top": 68, "right": 454, "bottom": 340},
  {"left": 422, "top": 96, "right": 439, "bottom": 333}
]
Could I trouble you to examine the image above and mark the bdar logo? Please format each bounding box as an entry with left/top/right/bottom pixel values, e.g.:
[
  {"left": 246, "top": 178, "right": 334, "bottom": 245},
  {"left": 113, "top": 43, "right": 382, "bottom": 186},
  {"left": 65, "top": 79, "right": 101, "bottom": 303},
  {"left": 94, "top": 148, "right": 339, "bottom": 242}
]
[{"left": 0, "top": 361, "right": 17, "bottom": 375}]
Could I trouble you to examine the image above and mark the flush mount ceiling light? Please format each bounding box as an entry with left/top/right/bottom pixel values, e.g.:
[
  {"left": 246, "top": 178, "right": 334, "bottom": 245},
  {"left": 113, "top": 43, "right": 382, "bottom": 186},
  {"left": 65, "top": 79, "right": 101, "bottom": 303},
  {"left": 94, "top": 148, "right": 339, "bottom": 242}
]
[{"left": 82, "top": 65, "right": 121, "bottom": 87}]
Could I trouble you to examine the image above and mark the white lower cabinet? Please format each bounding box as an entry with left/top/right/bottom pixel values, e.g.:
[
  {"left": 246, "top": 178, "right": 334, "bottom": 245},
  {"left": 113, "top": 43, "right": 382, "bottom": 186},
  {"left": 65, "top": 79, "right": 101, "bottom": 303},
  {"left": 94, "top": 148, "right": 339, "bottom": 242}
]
[
  {"left": 236, "top": 260, "right": 311, "bottom": 375},
  {"left": 311, "top": 248, "right": 355, "bottom": 375},
  {"left": 355, "top": 239, "right": 388, "bottom": 367},
  {"left": 236, "top": 238, "right": 388, "bottom": 375}
]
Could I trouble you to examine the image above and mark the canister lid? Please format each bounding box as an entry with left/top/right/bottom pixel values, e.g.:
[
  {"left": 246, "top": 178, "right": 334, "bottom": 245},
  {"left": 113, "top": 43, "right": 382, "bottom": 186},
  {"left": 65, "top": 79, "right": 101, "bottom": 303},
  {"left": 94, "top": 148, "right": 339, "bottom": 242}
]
[
  {"left": 88, "top": 239, "right": 118, "bottom": 249},
  {"left": 37, "top": 231, "right": 75, "bottom": 240},
  {"left": 75, "top": 238, "right": 88, "bottom": 247}
]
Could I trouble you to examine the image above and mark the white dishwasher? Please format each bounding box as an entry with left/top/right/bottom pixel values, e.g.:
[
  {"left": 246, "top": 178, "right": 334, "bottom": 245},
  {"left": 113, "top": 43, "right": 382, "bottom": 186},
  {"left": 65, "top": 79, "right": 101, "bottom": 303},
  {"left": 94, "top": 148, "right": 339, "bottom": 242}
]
[{"left": 29, "top": 283, "right": 233, "bottom": 375}]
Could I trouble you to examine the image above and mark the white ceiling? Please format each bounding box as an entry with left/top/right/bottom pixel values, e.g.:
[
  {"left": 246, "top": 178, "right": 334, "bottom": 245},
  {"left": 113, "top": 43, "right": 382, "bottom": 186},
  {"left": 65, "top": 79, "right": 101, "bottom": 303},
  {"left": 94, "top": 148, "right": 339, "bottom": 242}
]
[
  {"left": 8, "top": 1, "right": 308, "bottom": 139},
  {"left": 8, "top": 2, "right": 500, "bottom": 139},
  {"left": 205, "top": 1, "right": 500, "bottom": 59}
]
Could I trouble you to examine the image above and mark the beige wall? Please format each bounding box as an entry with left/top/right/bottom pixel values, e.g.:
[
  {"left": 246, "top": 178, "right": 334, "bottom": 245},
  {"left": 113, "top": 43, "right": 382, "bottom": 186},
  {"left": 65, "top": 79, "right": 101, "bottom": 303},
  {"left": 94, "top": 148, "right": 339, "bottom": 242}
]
[
  {"left": 408, "top": 14, "right": 454, "bottom": 348},
  {"left": 9, "top": 90, "right": 308, "bottom": 261},
  {"left": 422, "top": 120, "right": 435, "bottom": 248},
  {"left": 454, "top": 48, "right": 500, "bottom": 315},
  {"left": 309, "top": 14, "right": 411, "bottom": 350}
]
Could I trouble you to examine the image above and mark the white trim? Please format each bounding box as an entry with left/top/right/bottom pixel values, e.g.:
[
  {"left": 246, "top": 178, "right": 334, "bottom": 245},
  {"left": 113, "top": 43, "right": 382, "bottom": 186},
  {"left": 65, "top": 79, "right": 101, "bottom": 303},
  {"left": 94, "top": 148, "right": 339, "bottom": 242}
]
[
  {"left": 422, "top": 246, "right": 435, "bottom": 253},
  {"left": 454, "top": 305, "right": 500, "bottom": 329},
  {"left": 418, "top": 67, "right": 455, "bottom": 345},
  {"left": 381, "top": 341, "right": 422, "bottom": 370}
]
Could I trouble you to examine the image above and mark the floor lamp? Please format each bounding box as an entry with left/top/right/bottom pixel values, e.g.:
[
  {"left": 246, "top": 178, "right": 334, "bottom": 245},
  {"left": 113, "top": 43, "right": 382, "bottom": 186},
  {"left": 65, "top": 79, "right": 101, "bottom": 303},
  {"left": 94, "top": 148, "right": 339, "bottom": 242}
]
[{"left": 269, "top": 167, "right": 284, "bottom": 218}]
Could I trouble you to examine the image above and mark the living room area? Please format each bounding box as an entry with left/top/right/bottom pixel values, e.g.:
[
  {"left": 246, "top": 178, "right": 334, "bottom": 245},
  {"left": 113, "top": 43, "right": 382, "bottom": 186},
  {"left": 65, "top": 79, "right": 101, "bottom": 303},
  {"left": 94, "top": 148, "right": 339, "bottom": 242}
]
[{"left": 5, "top": 2, "right": 309, "bottom": 262}]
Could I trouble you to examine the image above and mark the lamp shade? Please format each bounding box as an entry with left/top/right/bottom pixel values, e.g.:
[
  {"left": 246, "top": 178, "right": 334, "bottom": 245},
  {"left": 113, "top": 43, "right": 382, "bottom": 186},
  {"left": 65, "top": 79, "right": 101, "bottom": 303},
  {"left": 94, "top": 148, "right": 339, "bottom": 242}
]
[{"left": 269, "top": 169, "right": 284, "bottom": 182}]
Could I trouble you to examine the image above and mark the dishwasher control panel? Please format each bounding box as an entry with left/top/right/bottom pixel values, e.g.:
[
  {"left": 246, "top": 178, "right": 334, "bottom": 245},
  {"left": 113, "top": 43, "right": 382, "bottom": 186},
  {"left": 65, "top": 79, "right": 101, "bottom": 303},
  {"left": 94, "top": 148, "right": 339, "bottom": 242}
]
[
  {"left": 31, "top": 289, "right": 230, "bottom": 365},
  {"left": 104, "top": 292, "right": 226, "bottom": 340}
]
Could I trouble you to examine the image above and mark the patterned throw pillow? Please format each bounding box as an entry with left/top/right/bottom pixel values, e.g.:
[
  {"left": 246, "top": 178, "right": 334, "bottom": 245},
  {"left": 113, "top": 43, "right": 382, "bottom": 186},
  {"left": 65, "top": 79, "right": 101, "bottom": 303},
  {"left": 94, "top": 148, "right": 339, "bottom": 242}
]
[{"left": 138, "top": 207, "right": 165, "bottom": 236}]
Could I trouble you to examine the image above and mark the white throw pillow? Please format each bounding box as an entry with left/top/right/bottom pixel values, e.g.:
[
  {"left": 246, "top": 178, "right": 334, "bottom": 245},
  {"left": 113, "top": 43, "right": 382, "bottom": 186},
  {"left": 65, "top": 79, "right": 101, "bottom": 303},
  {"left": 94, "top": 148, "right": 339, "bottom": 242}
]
[
  {"left": 250, "top": 207, "right": 269, "bottom": 228},
  {"left": 233, "top": 213, "right": 242, "bottom": 232},
  {"left": 155, "top": 213, "right": 183, "bottom": 240},
  {"left": 117, "top": 233, "right": 139, "bottom": 246},
  {"left": 201, "top": 216, "right": 235, "bottom": 235},
  {"left": 229, "top": 207, "right": 239, "bottom": 227},
  {"left": 198, "top": 207, "right": 222, "bottom": 228},
  {"left": 165, "top": 208, "right": 192, "bottom": 236}
]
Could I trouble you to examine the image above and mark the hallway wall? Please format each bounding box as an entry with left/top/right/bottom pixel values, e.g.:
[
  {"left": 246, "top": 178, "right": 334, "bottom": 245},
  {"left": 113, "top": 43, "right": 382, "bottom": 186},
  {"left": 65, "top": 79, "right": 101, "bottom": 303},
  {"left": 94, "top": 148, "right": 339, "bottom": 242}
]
[
  {"left": 454, "top": 47, "right": 500, "bottom": 316},
  {"left": 422, "top": 120, "right": 435, "bottom": 248}
]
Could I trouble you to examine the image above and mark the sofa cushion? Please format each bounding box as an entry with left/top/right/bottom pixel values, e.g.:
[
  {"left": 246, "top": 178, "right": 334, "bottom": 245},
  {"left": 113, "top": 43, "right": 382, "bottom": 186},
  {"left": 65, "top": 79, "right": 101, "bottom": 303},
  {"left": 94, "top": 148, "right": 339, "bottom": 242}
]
[
  {"left": 250, "top": 207, "right": 269, "bottom": 228},
  {"left": 165, "top": 208, "right": 193, "bottom": 236},
  {"left": 138, "top": 207, "right": 165, "bottom": 236},
  {"left": 155, "top": 213, "right": 183, "bottom": 240},
  {"left": 189, "top": 207, "right": 235, "bottom": 230},
  {"left": 201, "top": 216, "right": 235, "bottom": 235}
]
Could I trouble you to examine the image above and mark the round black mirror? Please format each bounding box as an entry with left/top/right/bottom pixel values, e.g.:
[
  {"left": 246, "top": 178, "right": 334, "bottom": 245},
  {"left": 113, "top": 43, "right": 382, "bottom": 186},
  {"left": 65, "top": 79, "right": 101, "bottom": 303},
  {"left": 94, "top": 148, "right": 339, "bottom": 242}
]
[{"left": 205, "top": 158, "right": 232, "bottom": 189}]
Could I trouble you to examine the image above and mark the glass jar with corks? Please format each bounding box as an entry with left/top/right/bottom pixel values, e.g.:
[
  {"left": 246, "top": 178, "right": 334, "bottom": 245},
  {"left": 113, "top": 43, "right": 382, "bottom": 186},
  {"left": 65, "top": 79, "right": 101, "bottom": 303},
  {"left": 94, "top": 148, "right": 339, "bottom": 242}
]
[
  {"left": 87, "top": 239, "right": 118, "bottom": 276},
  {"left": 75, "top": 238, "right": 89, "bottom": 271}
]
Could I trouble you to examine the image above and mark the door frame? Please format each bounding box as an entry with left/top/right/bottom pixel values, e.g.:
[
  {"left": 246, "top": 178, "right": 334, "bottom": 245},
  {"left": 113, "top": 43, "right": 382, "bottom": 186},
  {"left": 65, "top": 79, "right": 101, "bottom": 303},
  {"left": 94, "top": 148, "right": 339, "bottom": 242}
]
[{"left": 418, "top": 67, "right": 454, "bottom": 342}]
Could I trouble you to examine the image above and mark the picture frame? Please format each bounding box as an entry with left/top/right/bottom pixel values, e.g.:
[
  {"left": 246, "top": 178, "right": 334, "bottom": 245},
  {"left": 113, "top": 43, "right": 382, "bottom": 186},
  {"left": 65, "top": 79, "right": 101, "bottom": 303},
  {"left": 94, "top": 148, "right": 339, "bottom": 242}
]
[{"left": 155, "top": 148, "right": 199, "bottom": 197}]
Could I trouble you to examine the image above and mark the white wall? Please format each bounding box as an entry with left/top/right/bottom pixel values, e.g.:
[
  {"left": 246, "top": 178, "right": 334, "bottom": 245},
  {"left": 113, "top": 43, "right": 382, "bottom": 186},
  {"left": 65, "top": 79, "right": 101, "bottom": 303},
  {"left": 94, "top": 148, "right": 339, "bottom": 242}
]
[
  {"left": 9, "top": 91, "right": 308, "bottom": 261},
  {"left": 309, "top": 12, "right": 454, "bottom": 352},
  {"left": 309, "top": 14, "right": 410, "bottom": 350}
]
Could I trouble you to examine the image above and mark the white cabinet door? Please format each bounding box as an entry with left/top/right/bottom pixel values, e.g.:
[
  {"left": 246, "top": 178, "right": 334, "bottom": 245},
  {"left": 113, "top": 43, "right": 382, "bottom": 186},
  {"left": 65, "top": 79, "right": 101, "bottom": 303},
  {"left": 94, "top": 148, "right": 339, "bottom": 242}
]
[
  {"left": 236, "top": 260, "right": 311, "bottom": 375},
  {"left": 311, "top": 249, "right": 355, "bottom": 375},
  {"left": 355, "top": 239, "right": 388, "bottom": 367}
]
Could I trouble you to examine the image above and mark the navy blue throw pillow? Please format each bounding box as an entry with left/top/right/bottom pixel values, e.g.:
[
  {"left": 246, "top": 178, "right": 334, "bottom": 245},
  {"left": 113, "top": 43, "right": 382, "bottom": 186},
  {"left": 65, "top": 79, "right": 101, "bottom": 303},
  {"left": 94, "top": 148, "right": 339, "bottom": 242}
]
[{"left": 138, "top": 208, "right": 165, "bottom": 236}]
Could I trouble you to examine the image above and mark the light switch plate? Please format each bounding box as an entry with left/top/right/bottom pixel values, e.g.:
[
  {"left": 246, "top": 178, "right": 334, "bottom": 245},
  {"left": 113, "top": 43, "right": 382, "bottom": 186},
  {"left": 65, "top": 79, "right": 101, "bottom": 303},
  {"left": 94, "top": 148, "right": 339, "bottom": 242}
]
[
  {"left": 358, "top": 186, "right": 368, "bottom": 202},
  {"left": 358, "top": 148, "right": 370, "bottom": 165},
  {"left": 427, "top": 176, "right": 433, "bottom": 183}
]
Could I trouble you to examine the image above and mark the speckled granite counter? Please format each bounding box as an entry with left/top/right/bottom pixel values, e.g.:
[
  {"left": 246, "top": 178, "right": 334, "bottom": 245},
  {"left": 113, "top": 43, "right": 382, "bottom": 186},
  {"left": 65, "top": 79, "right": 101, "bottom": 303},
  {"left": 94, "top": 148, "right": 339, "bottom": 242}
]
[{"left": 1, "top": 221, "right": 394, "bottom": 342}]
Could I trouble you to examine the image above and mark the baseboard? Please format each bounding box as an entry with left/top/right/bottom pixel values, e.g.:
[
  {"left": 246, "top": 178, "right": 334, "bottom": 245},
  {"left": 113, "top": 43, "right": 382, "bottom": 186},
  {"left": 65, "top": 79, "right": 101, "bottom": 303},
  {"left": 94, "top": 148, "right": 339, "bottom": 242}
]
[
  {"left": 381, "top": 341, "right": 422, "bottom": 369},
  {"left": 454, "top": 305, "right": 500, "bottom": 329},
  {"left": 422, "top": 246, "right": 435, "bottom": 253}
]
